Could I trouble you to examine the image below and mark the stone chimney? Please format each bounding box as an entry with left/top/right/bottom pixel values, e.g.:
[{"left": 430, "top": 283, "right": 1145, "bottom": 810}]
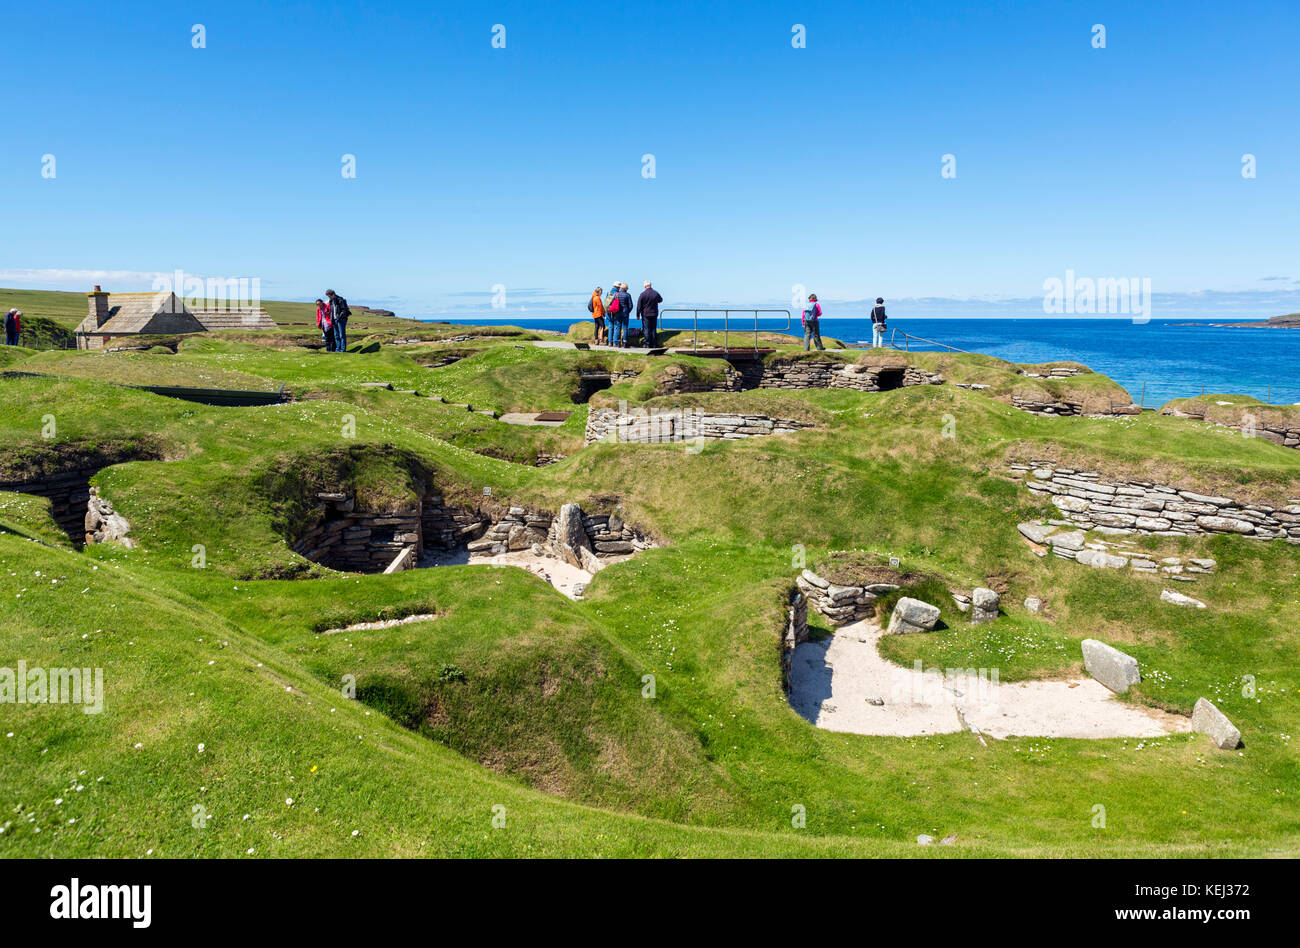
[{"left": 87, "top": 285, "right": 109, "bottom": 327}]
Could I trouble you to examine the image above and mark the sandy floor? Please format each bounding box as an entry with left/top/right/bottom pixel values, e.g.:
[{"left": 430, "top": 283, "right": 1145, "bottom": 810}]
[
  {"left": 789, "top": 619, "right": 1189, "bottom": 740},
  {"left": 421, "top": 548, "right": 593, "bottom": 599}
]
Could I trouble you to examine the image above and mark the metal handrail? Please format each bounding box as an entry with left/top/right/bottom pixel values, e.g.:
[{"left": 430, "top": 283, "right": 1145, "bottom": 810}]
[
  {"left": 658, "top": 309, "right": 792, "bottom": 352},
  {"left": 885, "top": 327, "right": 971, "bottom": 354}
]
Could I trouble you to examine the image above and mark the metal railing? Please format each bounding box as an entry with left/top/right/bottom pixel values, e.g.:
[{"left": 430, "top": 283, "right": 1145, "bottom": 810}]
[
  {"left": 658, "top": 309, "right": 792, "bottom": 352},
  {"left": 884, "top": 327, "right": 971, "bottom": 354}
]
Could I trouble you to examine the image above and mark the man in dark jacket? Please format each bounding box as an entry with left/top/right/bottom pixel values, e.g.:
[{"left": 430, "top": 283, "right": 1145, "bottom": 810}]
[
  {"left": 326, "top": 290, "right": 351, "bottom": 352},
  {"left": 870, "top": 297, "right": 887, "bottom": 348},
  {"left": 636, "top": 281, "right": 663, "bottom": 347},
  {"left": 613, "top": 283, "right": 634, "bottom": 347},
  {"left": 4, "top": 309, "right": 21, "bottom": 346}
]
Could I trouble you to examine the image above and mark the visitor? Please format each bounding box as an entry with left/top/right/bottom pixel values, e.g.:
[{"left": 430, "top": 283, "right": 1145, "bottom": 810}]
[
  {"left": 636, "top": 280, "right": 663, "bottom": 347},
  {"left": 871, "top": 297, "right": 887, "bottom": 348},
  {"left": 326, "top": 289, "right": 351, "bottom": 351},
  {"left": 588, "top": 286, "right": 607, "bottom": 344},
  {"left": 801, "top": 293, "right": 824, "bottom": 351},
  {"left": 612, "top": 282, "right": 634, "bottom": 347},
  {"left": 315, "top": 298, "right": 335, "bottom": 352},
  {"left": 603, "top": 284, "right": 625, "bottom": 347},
  {"left": 4, "top": 309, "right": 19, "bottom": 346}
]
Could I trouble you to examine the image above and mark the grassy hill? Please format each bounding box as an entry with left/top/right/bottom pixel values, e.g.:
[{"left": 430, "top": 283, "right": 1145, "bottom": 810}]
[{"left": 0, "top": 326, "right": 1296, "bottom": 857}]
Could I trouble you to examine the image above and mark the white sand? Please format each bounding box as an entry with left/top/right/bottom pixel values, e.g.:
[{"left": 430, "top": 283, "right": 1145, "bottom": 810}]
[
  {"left": 789, "top": 619, "right": 1190, "bottom": 740},
  {"left": 421, "top": 547, "right": 592, "bottom": 599}
]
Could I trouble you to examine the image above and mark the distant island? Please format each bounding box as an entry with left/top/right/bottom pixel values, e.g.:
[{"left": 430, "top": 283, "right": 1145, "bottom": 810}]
[{"left": 1184, "top": 313, "right": 1300, "bottom": 329}]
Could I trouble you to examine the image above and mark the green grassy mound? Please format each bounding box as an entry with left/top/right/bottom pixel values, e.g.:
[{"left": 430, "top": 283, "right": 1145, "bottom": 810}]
[{"left": 0, "top": 331, "right": 1297, "bottom": 857}]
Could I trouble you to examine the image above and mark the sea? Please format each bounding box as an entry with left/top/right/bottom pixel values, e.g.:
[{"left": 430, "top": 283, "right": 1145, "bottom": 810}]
[{"left": 417, "top": 316, "right": 1300, "bottom": 409}]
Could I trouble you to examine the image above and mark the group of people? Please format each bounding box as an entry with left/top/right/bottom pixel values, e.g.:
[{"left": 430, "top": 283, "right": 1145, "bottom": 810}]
[
  {"left": 588, "top": 281, "right": 664, "bottom": 348},
  {"left": 314, "top": 289, "right": 352, "bottom": 352},
  {"left": 800, "top": 295, "right": 888, "bottom": 350},
  {"left": 3, "top": 309, "right": 21, "bottom": 346}
]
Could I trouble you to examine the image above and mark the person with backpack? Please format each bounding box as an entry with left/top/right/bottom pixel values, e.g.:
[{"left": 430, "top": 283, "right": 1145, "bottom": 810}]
[
  {"left": 588, "top": 286, "right": 607, "bottom": 345},
  {"left": 315, "top": 298, "right": 335, "bottom": 352},
  {"left": 4, "top": 309, "right": 19, "bottom": 346},
  {"left": 608, "top": 282, "right": 633, "bottom": 347},
  {"left": 801, "top": 293, "right": 824, "bottom": 351},
  {"left": 326, "top": 289, "right": 351, "bottom": 351},
  {"left": 636, "top": 280, "right": 663, "bottom": 347},
  {"left": 870, "top": 297, "right": 887, "bottom": 348}
]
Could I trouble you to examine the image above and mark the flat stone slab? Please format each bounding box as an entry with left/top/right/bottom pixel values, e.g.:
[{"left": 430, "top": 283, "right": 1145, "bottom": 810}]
[
  {"left": 1192, "top": 697, "right": 1241, "bottom": 749},
  {"left": 1018, "top": 522, "right": 1056, "bottom": 544},
  {"left": 1160, "top": 589, "right": 1206, "bottom": 609},
  {"left": 1081, "top": 638, "right": 1141, "bottom": 694}
]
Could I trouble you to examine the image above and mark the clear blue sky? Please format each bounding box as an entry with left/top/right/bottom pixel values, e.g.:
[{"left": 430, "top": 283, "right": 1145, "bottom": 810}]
[{"left": 1, "top": 0, "right": 1297, "bottom": 317}]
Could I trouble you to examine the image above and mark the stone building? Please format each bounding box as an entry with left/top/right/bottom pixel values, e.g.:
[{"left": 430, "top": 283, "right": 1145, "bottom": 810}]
[{"left": 74, "top": 285, "right": 276, "bottom": 349}]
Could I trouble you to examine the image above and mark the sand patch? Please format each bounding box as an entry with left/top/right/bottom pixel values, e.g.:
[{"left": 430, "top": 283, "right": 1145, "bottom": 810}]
[
  {"left": 789, "top": 619, "right": 1189, "bottom": 740},
  {"left": 421, "top": 547, "right": 594, "bottom": 599}
]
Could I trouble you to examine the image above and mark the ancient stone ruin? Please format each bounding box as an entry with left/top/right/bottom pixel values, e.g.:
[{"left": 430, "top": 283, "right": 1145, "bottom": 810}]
[
  {"left": 291, "top": 490, "right": 653, "bottom": 575},
  {"left": 585, "top": 407, "right": 813, "bottom": 446}
]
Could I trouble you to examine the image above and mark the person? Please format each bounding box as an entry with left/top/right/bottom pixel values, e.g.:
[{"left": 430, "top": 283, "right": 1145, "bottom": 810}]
[
  {"left": 603, "top": 285, "right": 622, "bottom": 347},
  {"left": 326, "top": 289, "right": 350, "bottom": 351},
  {"left": 588, "top": 286, "right": 607, "bottom": 344},
  {"left": 636, "top": 280, "right": 663, "bottom": 347},
  {"left": 315, "top": 298, "right": 335, "bottom": 352},
  {"left": 611, "top": 282, "right": 634, "bottom": 347},
  {"left": 870, "top": 297, "right": 887, "bottom": 348},
  {"left": 4, "top": 309, "right": 19, "bottom": 346},
  {"left": 801, "top": 293, "right": 824, "bottom": 351}
]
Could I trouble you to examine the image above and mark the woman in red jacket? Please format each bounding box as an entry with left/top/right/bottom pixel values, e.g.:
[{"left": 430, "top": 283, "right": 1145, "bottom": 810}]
[{"left": 315, "top": 298, "right": 335, "bottom": 352}]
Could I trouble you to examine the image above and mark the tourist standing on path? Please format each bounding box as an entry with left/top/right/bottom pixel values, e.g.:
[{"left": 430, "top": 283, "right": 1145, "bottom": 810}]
[
  {"left": 612, "top": 283, "right": 634, "bottom": 347},
  {"left": 603, "top": 284, "right": 625, "bottom": 347},
  {"left": 588, "top": 286, "right": 607, "bottom": 345},
  {"left": 326, "top": 289, "right": 351, "bottom": 352},
  {"left": 801, "top": 294, "right": 824, "bottom": 351},
  {"left": 4, "top": 309, "right": 19, "bottom": 346},
  {"left": 636, "top": 281, "right": 662, "bottom": 347},
  {"left": 871, "top": 297, "right": 887, "bottom": 348},
  {"left": 315, "top": 298, "right": 335, "bottom": 352}
]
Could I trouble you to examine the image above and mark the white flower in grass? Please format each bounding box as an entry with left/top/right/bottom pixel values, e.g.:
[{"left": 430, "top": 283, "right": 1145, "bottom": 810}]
[{"left": 285, "top": 798, "right": 293, "bottom": 806}]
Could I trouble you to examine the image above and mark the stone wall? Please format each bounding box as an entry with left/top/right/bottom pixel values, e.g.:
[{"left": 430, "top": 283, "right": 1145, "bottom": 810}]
[
  {"left": 795, "top": 569, "right": 899, "bottom": 627},
  {"left": 1010, "top": 462, "right": 1300, "bottom": 543},
  {"left": 736, "top": 359, "right": 944, "bottom": 392},
  {"left": 292, "top": 493, "right": 423, "bottom": 572},
  {"left": 1160, "top": 405, "right": 1300, "bottom": 450},
  {"left": 294, "top": 490, "right": 654, "bottom": 572},
  {"left": 585, "top": 407, "right": 813, "bottom": 445},
  {"left": 1010, "top": 393, "right": 1140, "bottom": 417},
  {"left": 780, "top": 589, "right": 809, "bottom": 692},
  {"left": 0, "top": 469, "right": 96, "bottom": 543}
]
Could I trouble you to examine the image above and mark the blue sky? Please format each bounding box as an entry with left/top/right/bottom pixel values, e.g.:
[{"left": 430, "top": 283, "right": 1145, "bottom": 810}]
[{"left": 1, "top": 0, "right": 1297, "bottom": 317}]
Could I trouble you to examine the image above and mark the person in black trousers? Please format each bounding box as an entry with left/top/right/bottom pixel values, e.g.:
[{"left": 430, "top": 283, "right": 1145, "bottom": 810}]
[{"left": 636, "top": 281, "right": 663, "bottom": 347}]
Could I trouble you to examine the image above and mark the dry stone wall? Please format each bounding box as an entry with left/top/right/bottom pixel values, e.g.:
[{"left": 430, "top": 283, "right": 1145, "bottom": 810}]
[
  {"left": 795, "top": 569, "right": 899, "bottom": 627},
  {"left": 1010, "top": 393, "right": 1140, "bottom": 417},
  {"left": 736, "top": 360, "right": 943, "bottom": 392},
  {"left": 1010, "top": 462, "right": 1300, "bottom": 543},
  {"left": 1160, "top": 405, "right": 1300, "bottom": 450},
  {"left": 585, "top": 407, "right": 812, "bottom": 446}
]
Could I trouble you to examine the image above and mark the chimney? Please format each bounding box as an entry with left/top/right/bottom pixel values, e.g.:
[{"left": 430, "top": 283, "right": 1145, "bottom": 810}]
[{"left": 87, "top": 285, "right": 109, "bottom": 327}]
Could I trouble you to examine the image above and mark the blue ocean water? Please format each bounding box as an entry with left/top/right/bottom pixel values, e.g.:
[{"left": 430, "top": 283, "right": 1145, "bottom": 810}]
[{"left": 421, "top": 316, "right": 1299, "bottom": 408}]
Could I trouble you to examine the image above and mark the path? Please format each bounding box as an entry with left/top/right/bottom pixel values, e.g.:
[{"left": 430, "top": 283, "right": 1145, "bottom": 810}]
[{"left": 789, "top": 619, "right": 1189, "bottom": 740}]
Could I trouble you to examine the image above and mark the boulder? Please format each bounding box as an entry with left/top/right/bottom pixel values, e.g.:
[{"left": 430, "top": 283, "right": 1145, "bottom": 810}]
[
  {"left": 1160, "top": 589, "right": 1206, "bottom": 609},
  {"left": 579, "top": 546, "right": 604, "bottom": 574},
  {"left": 1081, "top": 639, "right": 1140, "bottom": 694},
  {"left": 970, "top": 587, "right": 1000, "bottom": 624},
  {"left": 1192, "top": 698, "right": 1241, "bottom": 749},
  {"left": 887, "top": 597, "right": 941, "bottom": 635},
  {"left": 551, "top": 503, "right": 593, "bottom": 568}
]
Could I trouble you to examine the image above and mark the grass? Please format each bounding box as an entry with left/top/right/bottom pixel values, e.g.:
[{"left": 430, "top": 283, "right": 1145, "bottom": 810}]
[{"left": 0, "top": 324, "right": 1297, "bottom": 857}]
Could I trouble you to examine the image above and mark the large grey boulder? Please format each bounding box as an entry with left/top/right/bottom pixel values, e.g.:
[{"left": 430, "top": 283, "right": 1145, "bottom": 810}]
[
  {"left": 1192, "top": 698, "right": 1241, "bottom": 749},
  {"left": 970, "top": 587, "right": 1000, "bottom": 624},
  {"left": 1046, "top": 529, "right": 1087, "bottom": 551},
  {"left": 1081, "top": 639, "right": 1140, "bottom": 694},
  {"left": 887, "top": 597, "right": 941, "bottom": 635},
  {"left": 551, "top": 503, "right": 593, "bottom": 568}
]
